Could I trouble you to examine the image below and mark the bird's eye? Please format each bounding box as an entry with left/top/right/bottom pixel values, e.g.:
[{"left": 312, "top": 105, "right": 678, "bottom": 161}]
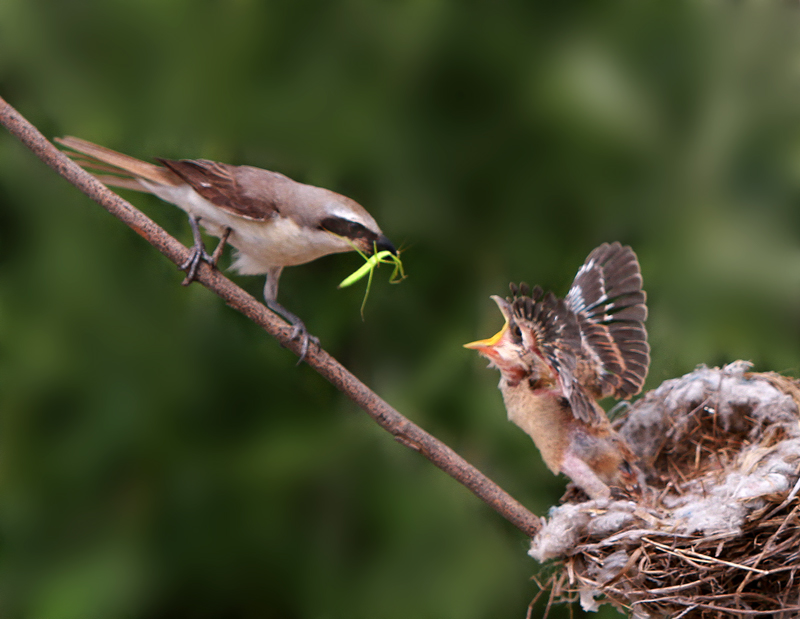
[{"left": 511, "top": 324, "right": 523, "bottom": 342}]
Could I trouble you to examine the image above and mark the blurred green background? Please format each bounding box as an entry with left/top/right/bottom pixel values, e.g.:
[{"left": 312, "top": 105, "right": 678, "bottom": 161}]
[{"left": 3, "top": 1, "right": 800, "bottom": 617}]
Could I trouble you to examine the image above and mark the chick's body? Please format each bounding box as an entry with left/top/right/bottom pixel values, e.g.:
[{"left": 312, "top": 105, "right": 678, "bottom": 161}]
[{"left": 467, "top": 243, "right": 649, "bottom": 500}]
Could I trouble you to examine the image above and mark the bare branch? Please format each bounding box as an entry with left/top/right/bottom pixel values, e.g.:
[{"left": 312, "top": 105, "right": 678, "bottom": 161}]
[{"left": 0, "top": 95, "right": 541, "bottom": 537}]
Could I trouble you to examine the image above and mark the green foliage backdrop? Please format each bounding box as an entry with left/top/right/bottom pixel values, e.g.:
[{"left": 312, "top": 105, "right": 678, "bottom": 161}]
[{"left": 3, "top": 1, "right": 800, "bottom": 617}]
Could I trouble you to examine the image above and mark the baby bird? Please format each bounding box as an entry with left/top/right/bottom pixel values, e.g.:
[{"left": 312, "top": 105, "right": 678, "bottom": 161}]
[{"left": 465, "top": 243, "right": 649, "bottom": 500}]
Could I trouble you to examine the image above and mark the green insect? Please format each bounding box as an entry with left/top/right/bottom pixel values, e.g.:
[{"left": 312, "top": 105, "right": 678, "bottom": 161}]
[{"left": 338, "top": 243, "right": 406, "bottom": 317}]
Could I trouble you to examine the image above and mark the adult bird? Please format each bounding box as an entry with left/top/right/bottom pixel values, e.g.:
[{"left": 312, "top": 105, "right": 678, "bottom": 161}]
[{"left": 57, "top": 136, "right": 396, "bottom": 359}]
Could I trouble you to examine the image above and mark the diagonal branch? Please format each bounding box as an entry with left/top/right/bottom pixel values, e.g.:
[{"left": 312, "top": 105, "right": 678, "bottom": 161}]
[{"left": 0, "top": 95, "right": 541, "bottom": 537}]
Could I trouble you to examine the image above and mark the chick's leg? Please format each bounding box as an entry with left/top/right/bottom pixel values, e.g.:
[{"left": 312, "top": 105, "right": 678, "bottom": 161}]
[{"left": 559, "top": 451, "right": 612, "bottom": 501}]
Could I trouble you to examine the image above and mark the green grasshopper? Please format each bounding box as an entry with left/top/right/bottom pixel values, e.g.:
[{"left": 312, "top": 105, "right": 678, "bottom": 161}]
[{"left": 338, "top": 243, "right": 406, "bottom": 317}]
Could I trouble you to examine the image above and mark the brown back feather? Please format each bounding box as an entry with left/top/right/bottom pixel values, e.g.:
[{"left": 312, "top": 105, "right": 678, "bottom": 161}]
[{"left": 157, "top": 159, "right": 279, "bottom": 222}]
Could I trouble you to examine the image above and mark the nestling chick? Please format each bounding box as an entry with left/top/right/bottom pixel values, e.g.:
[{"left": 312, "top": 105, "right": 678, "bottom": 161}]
[{"left": 465, "top": 243, "right": 649, "bottom": 500}]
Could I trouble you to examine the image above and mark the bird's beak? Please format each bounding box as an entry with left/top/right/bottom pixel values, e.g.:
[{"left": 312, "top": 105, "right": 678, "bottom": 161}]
[
  {"left": 371, "top": 234, "right": 397, "bottom": 256},
  {"left": 464, "top": 321, "right": 508, "bottom": 353},
  {"left": 464, "top": 295, "right": 512, "bottom": 353}
]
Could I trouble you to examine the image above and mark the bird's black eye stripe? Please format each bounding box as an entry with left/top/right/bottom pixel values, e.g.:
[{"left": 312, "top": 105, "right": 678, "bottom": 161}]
[{"left": 319, "top": 216, "right": 371, "bottom": 239}]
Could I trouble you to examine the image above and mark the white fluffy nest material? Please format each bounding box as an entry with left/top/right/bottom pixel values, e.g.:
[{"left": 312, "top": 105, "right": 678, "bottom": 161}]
[{"left": 529, "top": 361, "right": 800, "bottom": 618}]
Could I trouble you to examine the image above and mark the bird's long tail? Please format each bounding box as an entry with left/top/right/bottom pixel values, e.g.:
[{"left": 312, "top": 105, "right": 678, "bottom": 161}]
[{"left": 55, "top": 136, "right": 180, "bottom": 192}]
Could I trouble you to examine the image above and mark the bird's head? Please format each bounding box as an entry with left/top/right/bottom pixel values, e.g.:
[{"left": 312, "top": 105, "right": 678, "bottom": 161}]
[
  {"left": 466, "top": 282, "right": 578, "bottom": 389},
  {"left": 317, "top": 195, "right": 397, "bottom": 258},
  {"left": 464, "top": 295, "right": 534, "bottom": 383}
]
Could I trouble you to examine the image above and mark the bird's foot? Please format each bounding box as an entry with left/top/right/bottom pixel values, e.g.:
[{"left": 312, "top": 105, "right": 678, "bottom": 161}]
[
  {"left": 265, "top": 299, "right": 319, "bottom": 364},
  {"left": 179, "top": 247, "right": 213, "bottom": 285},
  {"left": 179, "top": 216, "right": 231, "bottom": 285}
]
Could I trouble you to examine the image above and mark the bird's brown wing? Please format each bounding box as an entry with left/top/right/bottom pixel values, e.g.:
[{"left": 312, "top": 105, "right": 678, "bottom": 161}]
[
  {"left": 564, "top": 242, "right": 650, "bottom": 400},
  {"left": 157, "top": 159, "right": 279, "bottom": 222},
  {"left": 510, "top": 289, "right": 603, "bottom": 425}
]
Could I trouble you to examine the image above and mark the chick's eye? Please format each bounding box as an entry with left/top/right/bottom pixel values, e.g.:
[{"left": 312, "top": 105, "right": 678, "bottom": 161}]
[{"left": 510, "top": 324, "right": 522, "bottom": 342}]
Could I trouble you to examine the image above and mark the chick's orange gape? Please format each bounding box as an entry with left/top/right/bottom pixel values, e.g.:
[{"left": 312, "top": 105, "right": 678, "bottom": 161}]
[{"left": 466, "top": 243, "right": 650, "bottom": 500}]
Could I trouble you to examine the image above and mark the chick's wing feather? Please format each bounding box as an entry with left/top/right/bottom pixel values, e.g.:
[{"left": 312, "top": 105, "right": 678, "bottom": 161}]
[
  {"left": 565, "top": 243, "right": 650, "bottom": 400},
  {"left": 510, "top": 289, "right": 605, "bottom": 425}
]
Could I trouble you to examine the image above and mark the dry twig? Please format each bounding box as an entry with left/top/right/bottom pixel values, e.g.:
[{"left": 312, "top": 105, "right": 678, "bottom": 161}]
[{"left": 0, "top": 95, "right": 541, "bottom": 537}]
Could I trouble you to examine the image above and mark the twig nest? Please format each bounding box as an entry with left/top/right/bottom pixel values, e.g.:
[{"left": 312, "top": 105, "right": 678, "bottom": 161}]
[{"left": 530, "top": 362, "right": 800, "bottom": 618}]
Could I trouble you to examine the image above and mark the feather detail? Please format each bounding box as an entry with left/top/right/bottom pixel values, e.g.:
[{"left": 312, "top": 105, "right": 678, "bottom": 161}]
[
  {"left": 507, "top": 285, "right": 604, "bottom": 425},
  {"left": 55, "top": 136, "right": 180, "bottom": 189},
  {"left": 565, "top": 242, "right": 650, "bottom": 400},
  {"left": 157, "top": 159, "right": 279, "bottom": 222}
]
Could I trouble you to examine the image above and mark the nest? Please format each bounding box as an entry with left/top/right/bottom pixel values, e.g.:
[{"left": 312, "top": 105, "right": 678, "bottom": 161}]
[{"left": 530, "top": 361, "right": 800, "bottom": 618}]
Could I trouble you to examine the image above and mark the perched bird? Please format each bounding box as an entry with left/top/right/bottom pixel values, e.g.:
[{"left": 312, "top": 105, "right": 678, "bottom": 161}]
[
  {"left": 56, "top": 136, "right": 396, "bottom": 359},
  {"left": 465, "top": 243, "right": 649, "bottom": 500}
]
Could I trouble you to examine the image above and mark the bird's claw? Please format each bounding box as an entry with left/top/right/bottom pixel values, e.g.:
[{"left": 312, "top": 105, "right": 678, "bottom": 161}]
[
  {"left": 291, "top": 327, "right": 320, "bottom": 365},
  {"left": 179, "top": 245, "right": 215, "bottom": 285},
  {"left": 179, "top": 216, "right": 231, "bottom": 286},
  {"left": 265, "top": 299, "right": 318, "bottom": 364}
]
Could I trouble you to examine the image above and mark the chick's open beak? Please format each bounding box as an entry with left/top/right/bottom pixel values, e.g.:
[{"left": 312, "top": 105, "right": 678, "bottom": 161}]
[
  {"left": 464, "top": 321, "right": 508, "bottom": 353},
  {"left": 465, "top": 295, "right": 513, "bottom": 353}
]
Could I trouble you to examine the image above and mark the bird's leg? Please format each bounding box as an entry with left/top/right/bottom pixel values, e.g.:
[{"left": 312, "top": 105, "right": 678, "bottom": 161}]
[
  {"left": 265, "top": 299, "right": 315, "bottom": 362},
  {"left": 179, "top": 216, "right": 231, "bottom": 285},
  {"left": 263, "top": 267, "right": 318, "bottom": 363},
  {"left": 559, "top": 451, "right": 612, "bottom": 501},
  {"left": 179, "top": 215, "right": 212, "bottom": 284},
  {"left": 210, "top": 226, "right": 231, "bottom": 266}
]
